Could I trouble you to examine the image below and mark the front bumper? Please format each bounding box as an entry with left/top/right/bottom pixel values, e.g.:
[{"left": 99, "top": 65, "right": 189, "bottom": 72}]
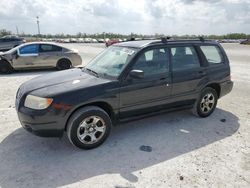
[
  {"left": 17, "top": 106, "right": 65, "bottom": 137},
  {"left": 220, "top": 80, "right": 233, "bottom": 98}
]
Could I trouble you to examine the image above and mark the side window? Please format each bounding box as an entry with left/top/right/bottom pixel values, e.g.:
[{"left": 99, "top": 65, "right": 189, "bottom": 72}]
[
  {"left": 200, "top": 45, "right": 223, "bottom": 64},
  {"left": 171, "top": 46, "right": 200, "bottom": 71},
  {"left": 19, "top": 44, "right": 38, "bottom": 54},
  {"left": 40, "top": 44, "right": 62, "bottom": 52},
  {"left": 132, "top": 48, "right": 169, "bottom": 77}
]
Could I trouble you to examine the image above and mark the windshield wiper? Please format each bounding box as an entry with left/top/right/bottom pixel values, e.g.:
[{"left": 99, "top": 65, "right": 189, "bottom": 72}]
[{"left": 84, "top": 68, "right": 99, "bottom": 77}]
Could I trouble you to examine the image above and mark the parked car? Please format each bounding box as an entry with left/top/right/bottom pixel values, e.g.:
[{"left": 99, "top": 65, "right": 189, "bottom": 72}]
[
  {"left": 105, "top": 39, "right": 120, "bottom": 47},
  {"left": 0, "top": 35, "right": 25, "bottom": 51},
  {"left": 0, "top": 42, "right": 82, "bottom": 73},
  {"left": 15, "top": 38, "right": 233, "bottom": 149},
  {"left": 240, "top": 39, "right": 250, "bottom": 45}
]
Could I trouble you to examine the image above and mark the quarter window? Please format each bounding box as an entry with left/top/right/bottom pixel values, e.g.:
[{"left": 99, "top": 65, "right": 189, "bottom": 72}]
[
  {"left": 171, "top": 46, "right": 200, "bottom": 71},
  {"left": 19, "top": 44, "right": 38, "bottom": 54},
  {"left": 133, "top": 48, "right": 169, "bottom": 77},
  {"left": 200, "top": 46, "right": 223, "bottom": 64}
]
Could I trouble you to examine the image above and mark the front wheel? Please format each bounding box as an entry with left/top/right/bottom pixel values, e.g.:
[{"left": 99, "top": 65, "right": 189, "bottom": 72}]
[
  {"left": 193, "top": 87, "right": 218, "bottom": 118},
  {"left": 0, "top": 60, "right": 13, "bottom": 74},
  {"left": 67, "top": 106, "right": 112, "bottom": 149}
]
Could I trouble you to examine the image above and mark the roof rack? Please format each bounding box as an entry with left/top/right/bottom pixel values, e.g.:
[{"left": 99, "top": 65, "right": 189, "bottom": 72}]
[
  {"left": 199, "top": 36, "right": 205, "bottom": 42},
  {"left": 161, "top": 36, "right": 171, "bottom": 43},
  {"left": 160, "top": 36, "right": 206, "bottom": 43}
]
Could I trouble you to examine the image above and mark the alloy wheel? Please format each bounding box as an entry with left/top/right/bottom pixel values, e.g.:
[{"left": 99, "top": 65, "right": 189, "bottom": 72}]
[
  {"left": 200, "top": 93, "right": 215, "bottom": 113},
  {"left": 77, "top": 116, "right": 106, "bottom": 144}
]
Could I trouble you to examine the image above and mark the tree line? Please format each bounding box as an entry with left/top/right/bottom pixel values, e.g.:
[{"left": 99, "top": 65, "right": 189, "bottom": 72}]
[{"left": 0, "top": 29, "right": 249, "bottom": 39}]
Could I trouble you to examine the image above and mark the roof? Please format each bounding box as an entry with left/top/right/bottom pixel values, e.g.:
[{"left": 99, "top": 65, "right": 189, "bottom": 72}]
[
  {"left": 115, "top": 40, "right": 160, "bottom": 48},
  {"left": 16, "top": 41, "right": 65, "bottom": 49},
  {"left": 115, "top": 38, "right": 218, "bottom": 49}
]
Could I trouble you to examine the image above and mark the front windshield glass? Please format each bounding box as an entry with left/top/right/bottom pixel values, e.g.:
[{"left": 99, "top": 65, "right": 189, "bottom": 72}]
[{"left": 84, "top": 46, "right": 138, "bottom": 78}]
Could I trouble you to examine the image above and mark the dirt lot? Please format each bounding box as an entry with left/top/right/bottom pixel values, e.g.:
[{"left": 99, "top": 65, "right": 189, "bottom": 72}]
[{"left": 0, "top": 43, "right": 249, "bottom": 188}]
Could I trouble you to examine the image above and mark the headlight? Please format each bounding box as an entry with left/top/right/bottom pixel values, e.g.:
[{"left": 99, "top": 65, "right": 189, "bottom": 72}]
[{"left": 24, "top": 95, "right": 53, "bottom": 110}]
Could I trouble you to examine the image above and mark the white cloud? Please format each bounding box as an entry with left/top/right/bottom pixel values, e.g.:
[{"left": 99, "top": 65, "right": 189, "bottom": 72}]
[{"left": 0, "top": 0, "right": 249, "bottom": 35}]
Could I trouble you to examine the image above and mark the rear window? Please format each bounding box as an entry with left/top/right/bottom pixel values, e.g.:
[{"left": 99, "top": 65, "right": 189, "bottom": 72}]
[{"left": 200, "top": 46, "right": 223, "bottom": 64}]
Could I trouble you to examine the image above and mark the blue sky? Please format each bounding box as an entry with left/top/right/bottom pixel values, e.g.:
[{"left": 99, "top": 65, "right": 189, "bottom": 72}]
[{"left": 0, "top": 0, "right": 249, "bottom": 35}]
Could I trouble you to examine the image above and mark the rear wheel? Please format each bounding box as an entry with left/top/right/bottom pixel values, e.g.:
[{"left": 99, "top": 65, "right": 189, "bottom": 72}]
[
  {"left": 193, "top": 87, "right": 218, "bottom": 117},
  {"left": 67, "top": 106, "right": 112, "bottom": 149},
  {"left": 0, "top": 60, "right": 13, "bottom": 74},
  {"left": 57, "top": 59, "right": 71, "bottom": 70}
]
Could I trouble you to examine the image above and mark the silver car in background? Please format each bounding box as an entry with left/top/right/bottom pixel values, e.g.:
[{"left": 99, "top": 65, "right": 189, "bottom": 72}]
[{"left": 0, "top": 42, "right": 82, "bottom": 73}]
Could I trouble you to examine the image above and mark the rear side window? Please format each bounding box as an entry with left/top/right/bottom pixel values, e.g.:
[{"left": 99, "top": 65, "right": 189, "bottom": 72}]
[
  {"left": 39, "top": 44, "right": 62, "bottom": 52},
  {"left": 200, "top": 46, "right": 223, "bottom": 64},
  {"left": 171, "top": 46, "right": 200, "bottom": 71},
  {"left": 19, "top": 44, "right": 38, "bottom": 54}
]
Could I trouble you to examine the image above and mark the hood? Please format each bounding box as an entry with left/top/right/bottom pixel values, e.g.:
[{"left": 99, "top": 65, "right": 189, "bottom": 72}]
[
  {"left": 20, "top": 68, "right": 112, "bottom": 96},
  {"left": 0, "top": 51, "right": 13, "bottom": 60}
]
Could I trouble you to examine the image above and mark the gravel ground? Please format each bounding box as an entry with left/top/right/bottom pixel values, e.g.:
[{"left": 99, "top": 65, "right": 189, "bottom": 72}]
[{"left": 0, "top": 43, "right": 249, "bottom": 188}]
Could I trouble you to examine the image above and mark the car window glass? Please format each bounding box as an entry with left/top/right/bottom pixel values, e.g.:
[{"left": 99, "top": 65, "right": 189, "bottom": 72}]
[
  {"left": 19, "top": 44, "right": 38, "bottom": 54},
  {"left": 145, "top": 50, "right": 153, "bottom": 61},
  {"left": 85, "top": 46, "right": 137, "bottom": 77},
  {"left": 171, "top": 46, "right": 200, "bottom": 71},
  {"left": 200, "top": 46, "right": 223, "bottom": 64},
  {"left": 132, "top": 48, "right": 169, "bottom": 77},
  {"left": 40, "top": 44, "right": 62, "bottom": 52}
]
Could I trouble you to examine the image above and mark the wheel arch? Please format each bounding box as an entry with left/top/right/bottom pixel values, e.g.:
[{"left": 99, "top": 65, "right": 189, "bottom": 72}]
[
  {"left": 57, "top": 57, "right": 72, "bottom": 66},
  {"left": 205, "top": 83, "right": 221, "bottom": 98},
  {"left": 0, "top": 59, "right": 14, "bottom": 73},
  {"left": 64, "top": 101, "right": 115, "bottom": 131}
]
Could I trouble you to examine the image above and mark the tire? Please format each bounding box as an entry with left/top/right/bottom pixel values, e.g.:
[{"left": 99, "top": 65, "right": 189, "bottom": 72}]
[
  {"left": 67, "top": 106, "right": 112, "bottom": 149},
  {"left": 192, "top": 87, "right": 218, "bottom": 118},
  {"left": 0, "top": 60, "right": 13, "bottom": 74},
  {"left": 57, "top": 59, "right": 71, "bottom": 70}
]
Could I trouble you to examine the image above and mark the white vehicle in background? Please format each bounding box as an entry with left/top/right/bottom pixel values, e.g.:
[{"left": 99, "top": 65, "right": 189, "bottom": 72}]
[{"left": 84, "top": 38, "right": 92, "bottom": 43}]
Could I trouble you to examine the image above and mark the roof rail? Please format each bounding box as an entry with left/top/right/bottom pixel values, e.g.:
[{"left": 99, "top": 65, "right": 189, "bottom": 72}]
[
  {"left": 199, "top": 36, "right": 205, "bottom": 42},
  {"left": 161, "top": 36, "right": 171, "bottom": 43}
]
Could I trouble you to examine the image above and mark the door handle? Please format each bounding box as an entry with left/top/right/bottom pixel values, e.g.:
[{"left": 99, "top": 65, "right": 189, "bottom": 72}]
[
  {"left": 198, "top": 71, "right": 206, "bottom": 76},
  {"left": 160, "top": 77, "right": 167, "bottom": 81}
]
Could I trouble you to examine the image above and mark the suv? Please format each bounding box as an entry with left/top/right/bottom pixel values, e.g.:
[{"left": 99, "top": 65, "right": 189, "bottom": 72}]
[
  {"left": 0, "top": 35, "right": 25, "bottom": 51},
  {"left": 15, "top": 38, "right": 233, "bottom": 149}
]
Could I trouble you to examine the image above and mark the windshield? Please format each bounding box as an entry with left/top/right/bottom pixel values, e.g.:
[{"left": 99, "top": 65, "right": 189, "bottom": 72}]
[{"left": 84, "top": 46, "right": 138, "bottom": 78}]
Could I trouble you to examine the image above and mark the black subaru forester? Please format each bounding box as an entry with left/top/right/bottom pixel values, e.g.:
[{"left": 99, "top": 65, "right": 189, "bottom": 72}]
[{"left": 16, "top": 38, "right": 233, "bottom": 149}]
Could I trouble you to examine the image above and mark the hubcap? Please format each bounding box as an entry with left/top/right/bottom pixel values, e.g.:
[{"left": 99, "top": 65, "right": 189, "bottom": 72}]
[
  {"left": 77, "top": 116, "right": 106, "bottom": 144},
  {"left": 200, "top": 93, "right": 215, "bottom": 113}
]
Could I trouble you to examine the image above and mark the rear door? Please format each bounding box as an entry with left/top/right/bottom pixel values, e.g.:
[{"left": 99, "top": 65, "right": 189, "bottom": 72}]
[
  {"left": 13, "top": 44, "right": 39, "bottom": 68},
  {"left": 119, "top": 47, "right": 171, "bottom": 118},
  {"left": 37, "top": 44, "right": 63, "bottom": 67},
  {"left": 170, "top": 45, "right": 207, "bottom": 98}
]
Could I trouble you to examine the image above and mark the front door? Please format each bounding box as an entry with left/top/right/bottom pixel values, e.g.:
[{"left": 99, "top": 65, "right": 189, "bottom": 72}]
[
  {"left": 13, "top": 44, "right": 39, "bottom": 68},
  {"left": 119, "top": 47, "right": 171, "bottom": 118}
]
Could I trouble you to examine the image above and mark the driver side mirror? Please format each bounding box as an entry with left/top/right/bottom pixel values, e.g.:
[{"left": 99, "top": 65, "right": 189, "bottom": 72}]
[{"left": 129, "top": 70, "right": 144, "bottom": 79}]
